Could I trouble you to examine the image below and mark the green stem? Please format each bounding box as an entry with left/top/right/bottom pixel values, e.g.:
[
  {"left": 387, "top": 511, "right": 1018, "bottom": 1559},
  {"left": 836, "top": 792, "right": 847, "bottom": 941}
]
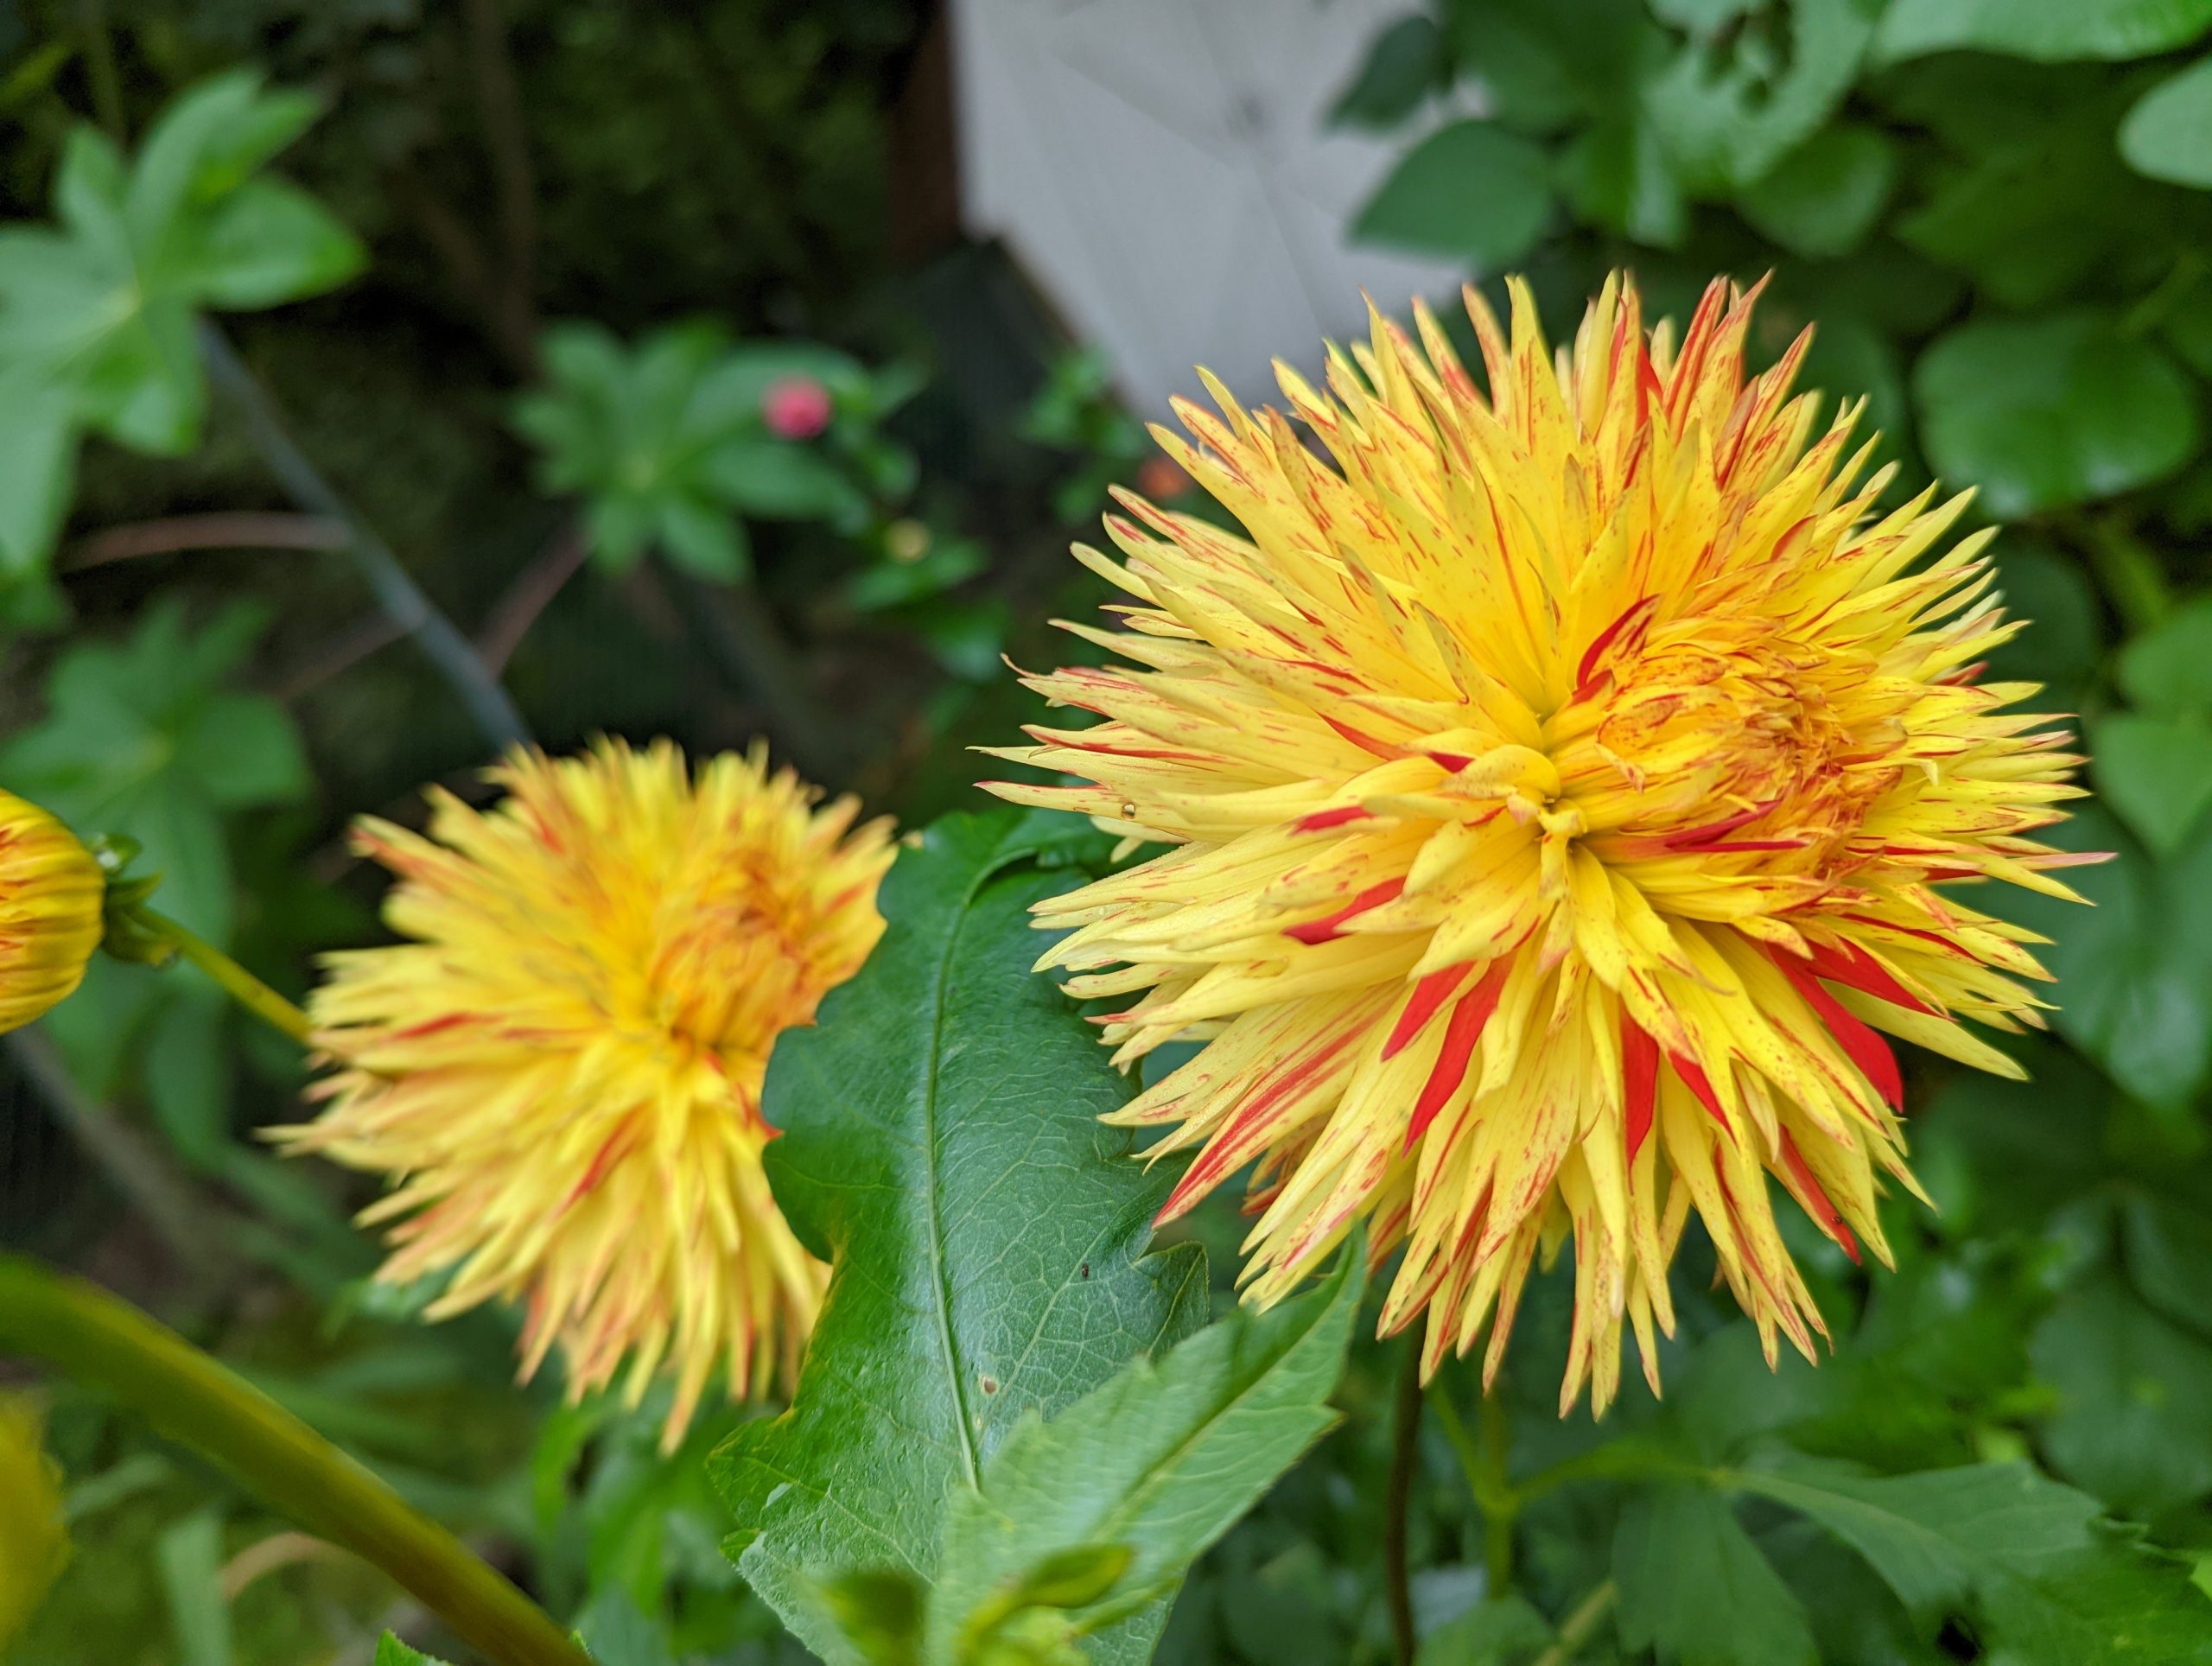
[
  {"left": 197, "top": 322, "right": 531, "bottom": 754},
  {"left": 129, "top": 906, "right": 314, "bottom": 1046},
  {"left": 0, "top": 1256, "right": 590, "bottom": 1666},
  {"left": 1383, "top": 1339, "right": 1423, "bottom": 1666},
  {"left": 2072, "top": 514, "right": 2174, "bottom": 636},
  {"left": 1530, "top": 1579, "right": 1619, "bottom": 1666},
  {"left": 1427, "top": 1381, "right": 1518, "bottom": 1594}
]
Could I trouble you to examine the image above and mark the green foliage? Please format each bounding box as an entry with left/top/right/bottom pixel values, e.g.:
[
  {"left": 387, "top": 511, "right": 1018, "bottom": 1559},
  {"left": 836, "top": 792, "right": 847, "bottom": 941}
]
[
  {"left": 710, "top": 811, "right": 1211, "bottom": 1663},
  {"left": 1352, "top": 121, "right": 1554, "bottom": 266},
  {"left": 373, "top": 1635, "right": 453, "bottom": 1666},
  {"left": 0, "top": 599, "right": 307, "bottom": 941},
  {"left": 512, "top": 321, "right": 904, "bottom": 581},
  {"left": 0, "top": 68, "right": 360, "bottom": 575}
]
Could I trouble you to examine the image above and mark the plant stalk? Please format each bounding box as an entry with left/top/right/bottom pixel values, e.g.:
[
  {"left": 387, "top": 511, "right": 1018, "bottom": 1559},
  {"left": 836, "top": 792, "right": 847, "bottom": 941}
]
[
  {"left": 1383, "top": 1339, "right": 1423, "bottom": 1666},
  {"left": 126, "top": 906, "right": 315, "bottom": 1046},
  {"left": 0, "top": 1256, "right": 591, "bottom": 1666},
  {"left": 1530, "top": 1580, "right": 1619, "bottom": 1666},
  {"left": 197, "top": 322, "right": 532, "bottom": 754}
]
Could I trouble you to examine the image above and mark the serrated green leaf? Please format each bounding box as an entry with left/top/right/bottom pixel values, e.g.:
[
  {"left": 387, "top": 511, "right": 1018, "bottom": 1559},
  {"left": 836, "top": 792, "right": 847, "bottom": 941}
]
[
  {"left": 188, "top": 178, "right": 366, "bottom": 308},
  {"left": 1615, "top": 1485, "right": 1818, "bottom": 1665},
  {"left": 1876, "top": 0, "right": 2212, "bottom": 64},
  {"left": 1351, "top": 120, "right": 1554, "bottom": 265},
  {"left": 1913, "top": 313, "right": 2197, "bottom": 518},
  {"left": 709, "top": 811, "right": 1209, "bottom": 1666},
  {"left": 930, "top": 1251, "right": 1363, "bottom": 1658},
  {"left": 1414, "top": 1593, "right": 1554, "bottom": 1665},
  {"left": 1645, "top": 0, "right": 1877, "bottom": 192}
]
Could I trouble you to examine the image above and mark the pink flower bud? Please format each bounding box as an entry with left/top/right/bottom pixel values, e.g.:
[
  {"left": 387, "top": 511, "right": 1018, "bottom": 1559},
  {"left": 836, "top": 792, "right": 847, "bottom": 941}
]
[{"left": 762, "top": 376, "right": 833, "bottom": 441}]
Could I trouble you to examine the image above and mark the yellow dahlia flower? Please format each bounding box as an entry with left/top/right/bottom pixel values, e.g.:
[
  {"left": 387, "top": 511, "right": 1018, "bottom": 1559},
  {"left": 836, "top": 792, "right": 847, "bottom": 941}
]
[
  {"left": 279, "top": 740, "right": 893, "bottom": 1445},
  {"left": 983, "top": 275, "right": 2092, "bottom": 1414},
  {"left": 0, "top": 789, "right": 102, "bottom": 1033}
]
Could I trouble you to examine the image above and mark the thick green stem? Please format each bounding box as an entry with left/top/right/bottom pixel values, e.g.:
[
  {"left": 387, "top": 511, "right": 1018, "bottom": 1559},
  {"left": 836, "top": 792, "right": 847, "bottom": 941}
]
[
  {"left": 0, "top": 1256, "right": 590, "bottom": 1666},
  {"left": 1427, "top": 1381, "right": 1517, "bottom": 1595},
  {"left": 127, "top": 906, "right": 314, "bottom": 1046},
  {"left": 1383, "top": 1339, "right": 1423, "bottom": 1666}
]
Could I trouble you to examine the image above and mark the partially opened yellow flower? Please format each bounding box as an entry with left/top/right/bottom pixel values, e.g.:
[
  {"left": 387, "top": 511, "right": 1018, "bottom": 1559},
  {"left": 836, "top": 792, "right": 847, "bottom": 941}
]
[
  {"left": 0, "top": 789, "right": 102, "bottom": 1033},
  {"left": 984, "top": 275, "right": 2093, "bottom": 1412},
  {"left": 278, "top": 740, "right": 893, "bottom": 1446}
]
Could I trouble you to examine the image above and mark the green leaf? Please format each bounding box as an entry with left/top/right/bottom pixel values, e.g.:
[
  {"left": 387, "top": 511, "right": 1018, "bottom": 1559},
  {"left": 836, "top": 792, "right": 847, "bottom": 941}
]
[
  {"left": 0, "top": 371, "right": 79, "bottom": 577},
  {"left": 187, "top": 179, "right": 367, "bottom": 308},
  {"left": 1614, "top": 1486, "right": 1818, "bottom": 1665},
  {"left": 2120, "top": 1191, "right": 2212, "bottom": 1335},
  {"left": 2122, "top": 56, "right": 2212, "bottom": 188},
  {"left": 1984, "top": 544, "right": 2103, "bottom": 693},
  {"left": 929, "top": 1250, "right": 1363, "bottom": 1656},
  {"left": 372, "top": 1636, "right": 454, "bottom": 1666},
  {"left": 1743, "top": 1456, "right": 2212, "bottom": 1661},
  {"left": 1645, "top": 0, "right": 1878, "bottom": 192},
  {"left": 1331, "top": 16, "right": 1449, "bottom": 130},
  {"left": 1351, "top": 120, "right": 1554, "bottom": 266},
  {"left": 700, "top": 438, "right": 868, "bottom": 523},
  {"left": 709, "top": 811, "right": 1209, "bottom": 1666},
  {"left": 2092, "top": 714, "right": 2212, "bottom": 857},
  {"left": 1414, "top": 1594, "right": 1555, "bottom": 1665},
  {"left": 1560, "top": 111, "right": 1688, "bottom": 247},
  {"left": 654, "top": 496, "right": 750, "bottom": 582},
  {"left": 1877, "top": 0, "right": 2212, "bottom": 63},
  {"left": 2030, "top": 1276, "right": 2212, "bottom": 1517},
  {"left": 2118, "top": 596, "right": 2212, "bottom": 715},
  {"left": 1913, "top": 313, "right": 2198, "bottom": 519},
  {"left": 1739, "top": 127, "right": 1897, "bottom": 258},
  {"left": 0, "top": 600, "right": 306, "bottom": 941}
]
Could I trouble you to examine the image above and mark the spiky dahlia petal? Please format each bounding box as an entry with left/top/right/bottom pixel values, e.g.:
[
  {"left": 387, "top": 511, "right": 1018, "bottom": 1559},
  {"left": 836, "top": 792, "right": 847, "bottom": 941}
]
[
  {"left": 278, "top": 739, "right": 893, "bottom": 1446},
  {"left": 0, "top": 789, "right": 103, "bottom": 1033},
  {"left": 985, "top": 275, "right": 2091, "bottom": 1413}
]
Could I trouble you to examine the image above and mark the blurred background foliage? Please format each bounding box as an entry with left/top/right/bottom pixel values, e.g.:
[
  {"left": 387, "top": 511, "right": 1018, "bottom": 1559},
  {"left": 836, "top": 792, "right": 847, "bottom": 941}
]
[{"left": 5, "top": 0, "right": 2212, "bottom": 1661}]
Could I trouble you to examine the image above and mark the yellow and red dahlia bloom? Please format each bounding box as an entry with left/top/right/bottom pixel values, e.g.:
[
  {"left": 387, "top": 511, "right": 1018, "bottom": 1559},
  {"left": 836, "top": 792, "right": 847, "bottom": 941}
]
[
  {"left": 0, "top": 790, "right": 102, "bottom": 1034},
  {"left": 985, "top": 275, "right": 2092, "bottom": 1412},
  {"left": 278, "top": 739, "right": 893, "bottom": 1445}
]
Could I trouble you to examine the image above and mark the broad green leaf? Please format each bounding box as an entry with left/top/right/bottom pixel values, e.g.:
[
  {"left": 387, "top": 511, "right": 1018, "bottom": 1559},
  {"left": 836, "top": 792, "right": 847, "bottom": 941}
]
[
  {"left": 187, "top": 178, "right": 366, "bottom": 309},
  {"left": 1877, "top": 0, "right": 2212, "bottom": 64},
  {"left": 1560, "top": 110, "right": 1688, "bottom": 247},
  {"left": 1645, "top": 0, "right": 1878, "bottom": 191},
  {"left": 1414, "top": 1594, "right": 1554, "bottom": 1664},
  {"left": 1330, "top": 16, "right": 1449, "bottom": 130},
  {"left": 0, "top": 371, "right": 78, "bottom": 577},
  {"left": 2117, "top": 596, "right": 2212, "bottom": 715},
  {"left": 1351, "top": 120, "right": 1554, "bottom": 266},
  {"left": 0, "top": 1396, "right": 68, "bottom": 1647},
  {"left": 654, "top": 496, "right": 750, "bottom": 582},
  {"left": 2092, "top": 714, "right": 2212, "bottom": 857},
  {"left": 1984, "top": 545, "right": 2102, "bottom": 693},
  {"left": 929, "top": 1251, "right": 1363, "bottom": 1656},
  {"left": 373, "top": 1637, "right": 454, "bottom": 1666},
  {"left": 2030, "top": 1277, "right": 2212, "bottom": 1517},
  {"left": 1913, "top": 313, "right": 2197, "bottom": 518},
  {"left": 700, "top": 439, "right": 869, "bottom": 524},
  {"left": 709, "top": 811, "right": 1209, "bottom": 1666},
  {"left": 1614, "top": 1485, "right": 1818, "bottom": 1665},
  {"left": 1740, "top": 126, "right": 1897, "bottom": 258},
  {"left": 2122, "top": 56, "right": 2212, "bottom": 188},
  {"left": 2119, "top": 1192, "right": 2212, "bottom": 1335}
]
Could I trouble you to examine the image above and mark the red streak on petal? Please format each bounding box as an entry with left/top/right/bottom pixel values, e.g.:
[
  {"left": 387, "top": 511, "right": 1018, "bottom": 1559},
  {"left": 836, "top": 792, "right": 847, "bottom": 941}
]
[
  {"left": 1622, "top": 1009, "right": 1659, "bottom": 1163},
  {"left": 1662, "top": 802, "right": 1777, "bottom": 849},
  {"left": 1427, "top": 750, "right": 1473, "bottom": 773},
  {"left": 1768, "top": 945, "right": 1904, "bottom": 1111},
  {"left": 1284, "top": 877, "right": 1406, "bottom": 945},
  {"left": 1324, "top": 715, "right": 1397, "bottom": 758},
  {"left": 1803, "top": 938, "right": 1935, "bottom": 1015},
  {"left": 1158, "top": 1023, "right": 1363, "bottom": 1222},
  {"left": 1688, "top": 838, "right": 1808, "bottom": 853},
  {"left": 559, "top": 1124, "right": 633, "bottom": 1214},
  {"left": 391, "top": 1012, "right": 473, "bottom": 1041},
  {"left": 1382, "top": 963, "right": 1474, "bottom": 1060},
  {"left": 1574, "top": 595, "right": 1658, "bottom": 698},
  {"left": 1780, "top": 1130, "right": 1861, "bottom": 1263},
  {"left": 1295, "top": 805, "right": 1372, "bottom": 832},
  {"left": 1405, "top": 961, "right": 1512, "bottom": 1151},
  {"left": 1670, "top": 1048, "right": 1732, "bottom": 1134}
]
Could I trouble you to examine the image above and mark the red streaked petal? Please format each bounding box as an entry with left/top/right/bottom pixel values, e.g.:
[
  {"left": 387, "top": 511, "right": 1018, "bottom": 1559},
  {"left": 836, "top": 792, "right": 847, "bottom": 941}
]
[
  {"left": 1294, "top": 805, "right": 1372, "bottom": 832},
  {"left": 1779, "top": 1131, "right": 1861, "bottom": 1263},
  {"left": 1622, "top": 1008, "right": 1658, "bottom": 1163},
  {"left": 1802, "top": 938, "right": 1935, "bottom": 1015},
  {"left": 1284, "top": 877, "right": 1407, "bottom": 945},
  {"left": 1669, "top": 1048, "right": 1732, "bottom": 1134},
  {"left": 1767, "top": 944, "right": 1904, "bottom": 1111},
  {"left": 1405, "top": 960, "right": 1512, "bottom": 1150},
  {"left": 1382, "top": 963, "right": 1474, "bottom": 1059}
]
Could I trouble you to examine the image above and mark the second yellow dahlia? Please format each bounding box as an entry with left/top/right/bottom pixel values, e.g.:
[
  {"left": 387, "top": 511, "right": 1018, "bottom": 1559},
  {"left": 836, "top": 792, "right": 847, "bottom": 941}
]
[
  {"left": 0, "top": 789, "right": 102, "bottom": 1034},
  {"left": 278, "top": 739, "right": 893, "bottom": 1445},
  {"left": 986, "top": 275, "right": 2091, "bottom": 1413}
]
